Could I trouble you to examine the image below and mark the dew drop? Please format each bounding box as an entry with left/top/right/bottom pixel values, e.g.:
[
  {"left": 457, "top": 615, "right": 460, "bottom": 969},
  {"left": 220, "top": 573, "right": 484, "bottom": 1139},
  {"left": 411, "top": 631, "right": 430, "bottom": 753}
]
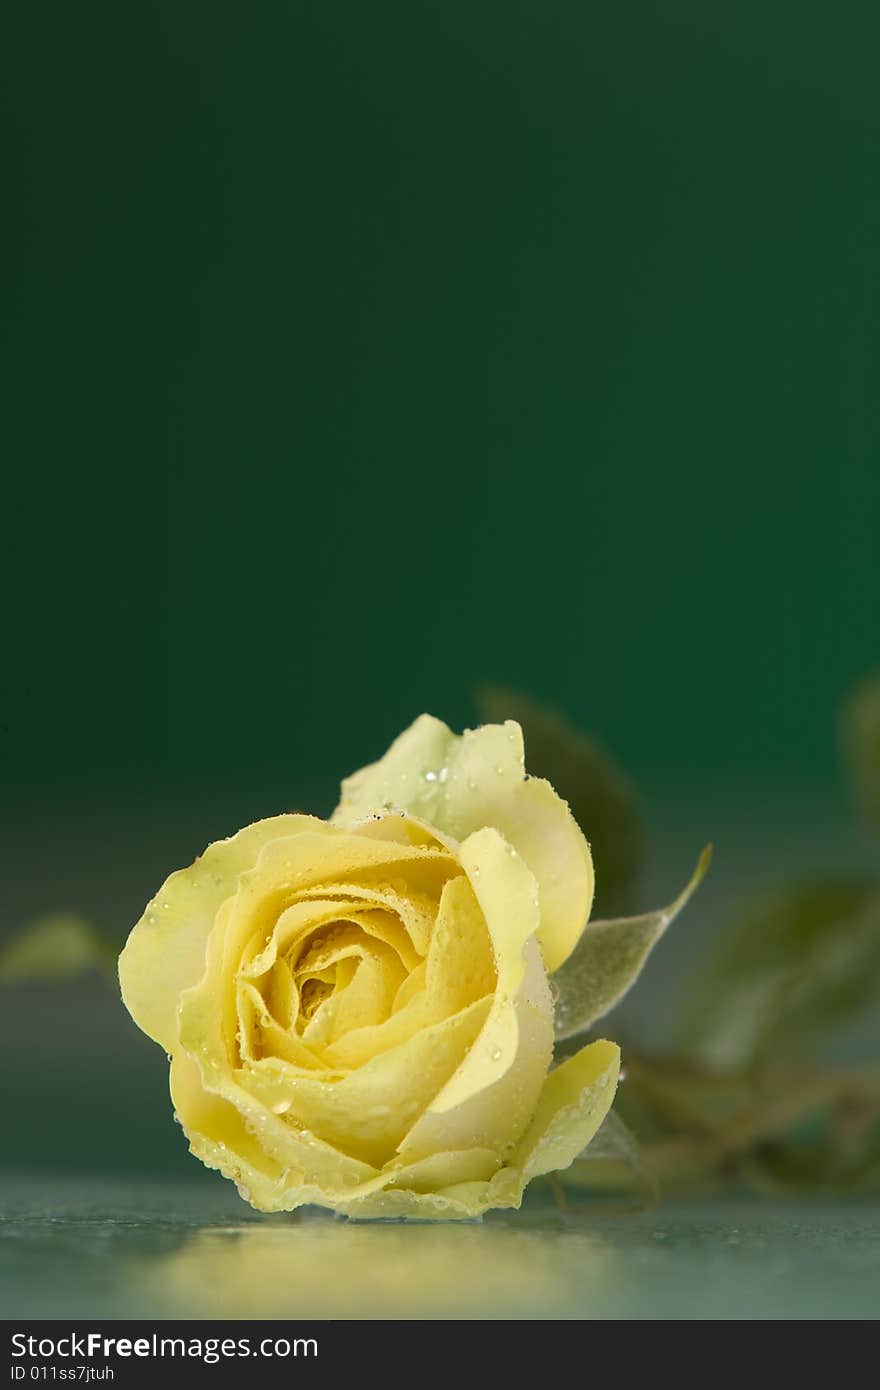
[
  {"left": 491, "top": 1047, "right": 503, "bottom": 1061},
  {"left": 272, "top": 1099, "right": 292, "bottom": 1115},
  {"left": 423, "top": 770, "right": 438, "bottom": 783},
  {"left": 438, "top": 767, "right": 449, "bottom": 783}
]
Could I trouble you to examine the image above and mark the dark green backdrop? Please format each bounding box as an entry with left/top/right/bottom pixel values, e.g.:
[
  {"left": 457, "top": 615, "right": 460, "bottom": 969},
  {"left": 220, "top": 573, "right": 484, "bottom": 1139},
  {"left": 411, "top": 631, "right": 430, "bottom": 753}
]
[
  {"left": 5, "top": 1, "right": 879, "bottom": 810},
  {"left": 3, "top": 1, "right": 880, "bottom": 1179}
]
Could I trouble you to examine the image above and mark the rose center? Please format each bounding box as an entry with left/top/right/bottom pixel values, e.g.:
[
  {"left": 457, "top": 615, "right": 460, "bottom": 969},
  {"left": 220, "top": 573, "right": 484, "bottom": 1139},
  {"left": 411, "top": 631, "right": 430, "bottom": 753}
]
[{"left": 298, "top": 975, "right": 334, "bottom": 1021}]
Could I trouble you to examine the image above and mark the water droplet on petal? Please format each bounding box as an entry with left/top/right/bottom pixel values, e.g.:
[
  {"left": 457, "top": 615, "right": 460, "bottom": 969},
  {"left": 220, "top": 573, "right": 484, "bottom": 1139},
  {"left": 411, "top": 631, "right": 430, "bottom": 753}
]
[
  {"left": 438, "top": 767, "right": 449, "bottom": 783},
  {"left": 491, "top": 1047, "right": 503, "bottom": 1061},
  {"left": 423, "top": 770, "right": 438, "bottom": 783},
  {"left": 272, "top": 1099, "right": 292, "bottom": 1114}
]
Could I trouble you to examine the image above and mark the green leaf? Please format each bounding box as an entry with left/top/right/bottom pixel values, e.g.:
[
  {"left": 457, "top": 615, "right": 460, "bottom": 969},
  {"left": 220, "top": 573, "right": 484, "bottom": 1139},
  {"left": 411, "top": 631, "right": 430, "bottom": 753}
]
[
  {"left": 474, "top": 684, "right": 643, "bottom": 918},
  {"left": 576, "top": 1107, "right": 646, "bottom": 1169},
  {"left": 0, "top": 914, "right": 116, "bottom": 983},
  {"left": 553, "top": 846, "right": 712, "bottom": 1041},
  {"left": 841, "top": 671, "right": 880, "bottom": 842},
  {"left": 676, "top": 880, "right": 880, "bottom": 1070},
  {"left": 562, "top": 1109, "right": 656, "bottom": 1196}
]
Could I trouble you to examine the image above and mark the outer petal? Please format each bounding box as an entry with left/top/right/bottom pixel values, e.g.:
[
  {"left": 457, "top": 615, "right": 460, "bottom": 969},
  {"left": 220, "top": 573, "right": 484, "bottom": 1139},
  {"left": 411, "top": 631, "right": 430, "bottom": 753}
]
[
  {"left": 333, "top": 715, "right": 593, "bottom": 971},
  {"left": 119, "top": 814, "right": 325, "bottom": 1052},
  {"left": 295, "top": 1037, "right": 617, "bottom": 1217},
  {"left": 423, "top": 827, "right": 547, "bottom": 1115},
  {"left": 395, "top": 828, "right": 554, "bottom": 1162},
  {"left": 511, "top": 1038, "right": 620, "bottom": 1182},
  {"left": 397, "top": 935, "right": 551, "bottom": 1162},
  {"left": 170, "top": 1048, "right": 378, "bottom": 1199}
]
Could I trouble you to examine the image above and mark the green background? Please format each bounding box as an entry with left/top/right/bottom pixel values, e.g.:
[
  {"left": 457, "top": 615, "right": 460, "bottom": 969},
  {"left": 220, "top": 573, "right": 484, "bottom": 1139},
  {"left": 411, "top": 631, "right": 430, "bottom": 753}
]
[
  {"left": 4, "top": 1, "right": 880, "bottom": 810},
  {"left": 2, "top": 3, "right": 880, "bottom": 1182}
]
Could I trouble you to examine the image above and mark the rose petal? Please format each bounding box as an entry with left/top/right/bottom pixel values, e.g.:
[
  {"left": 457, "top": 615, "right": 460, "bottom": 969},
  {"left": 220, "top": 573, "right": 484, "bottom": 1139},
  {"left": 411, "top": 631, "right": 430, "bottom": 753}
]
[
  {"left": 512, "top": 1038, "right": 620, "bottom": 1182},
  {"left": 119, "top": 814, "right": 326, "bottom": 1052},
  {"left": 423, "top": 827, "right": 547, "bottom": 1116},
  {"left": 333, "top": 715, "right": 594, "bottom": 970},
  {"left": 398, "top": 935, "right": 552, "bottom": 1162},
  {"left": 170, "top": 1049, "right": 376, "bottom": 1207},
  {"left": 321, "top": 876, "right": 495, "bottom": 1069}
]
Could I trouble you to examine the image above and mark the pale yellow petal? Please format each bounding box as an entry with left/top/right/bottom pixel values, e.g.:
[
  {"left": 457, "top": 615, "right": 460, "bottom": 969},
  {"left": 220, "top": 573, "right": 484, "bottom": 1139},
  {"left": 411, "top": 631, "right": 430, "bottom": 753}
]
[
  {"left": 235, "top": 981, "right": 327, "bottom": 1070},
  {"left": 222, "top": 828, "right": 455, "bottom": 973},
  {"left": 301, "top": 941, "right": 405, "bottom": 1047},
  {"left": 334, "top": 716, "right": 593, "bottom": 971},
  {"left": 423, "top": 875, "right": 496, "bottom": 1017},
  {"left": 230, "top": 996, "right": 492, "bottom": 1167},
  {"left": 424, "top": 828, "right": 543, "bottom": 1116},
  {"left": 170, "top": 1049, "right": 289, "bottom": 1211},
  {"left": 399, "top": 935, "right": 552, "bottom": 1160},
  {"left": 332, "top": 1182, "right": 505, "bottom": 1221},
  {"left": 172, "top": 1042, "right": 377, "bottom": 1194},
  {"left": 119, "top": 814, "right": 325, "bottom": 1052},
  {"left": 512, "top": 1038, "right": 620, "bottom": 1182},
  {"left": 293, "top": 884, "right": 435, "bottom": 961}
]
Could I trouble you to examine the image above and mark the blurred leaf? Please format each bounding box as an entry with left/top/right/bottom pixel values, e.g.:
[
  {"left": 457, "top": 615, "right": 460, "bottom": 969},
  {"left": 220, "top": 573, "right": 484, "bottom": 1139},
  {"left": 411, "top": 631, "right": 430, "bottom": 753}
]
[
  {"left": 617, "top": 1051, "right": 749, "bottom": 1139},
  {"left": 841, "top": 671, "right": 880, "bottom": 842},
  {"left": 562, "top": 1109, "right": 655, "bottom": 1196},
  {"left": 676, "top": 880, "right": 880, "bottom": 1070},
  {"left": 0, "top": 913, "right": 116, "bottom": 983},
  {"left": 553, "top": 846, "right": 712, "bottom": 1041},
  {"left": 475, "top": 684, "right": 643, "bottom": 917},
  {"left": 617, "top": 1055, "right": 880, "bottom": 1194}
]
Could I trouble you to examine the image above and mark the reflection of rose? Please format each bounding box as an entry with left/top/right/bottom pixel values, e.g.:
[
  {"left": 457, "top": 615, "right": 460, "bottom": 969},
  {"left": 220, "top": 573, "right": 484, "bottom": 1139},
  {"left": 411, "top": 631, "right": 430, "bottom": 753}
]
[
  {"left": 138, "top": 1219, "right": 614, "bottom": 1319},
  {"left": 120, "top": 716, "right": 619, "bottom": 1218}
]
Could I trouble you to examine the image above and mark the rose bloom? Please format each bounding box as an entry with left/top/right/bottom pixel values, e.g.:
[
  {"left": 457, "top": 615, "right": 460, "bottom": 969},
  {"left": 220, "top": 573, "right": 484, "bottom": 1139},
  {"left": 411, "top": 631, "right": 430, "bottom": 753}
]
[{"left": 119, "top": 717, "right": 619, "bottom": 1219}]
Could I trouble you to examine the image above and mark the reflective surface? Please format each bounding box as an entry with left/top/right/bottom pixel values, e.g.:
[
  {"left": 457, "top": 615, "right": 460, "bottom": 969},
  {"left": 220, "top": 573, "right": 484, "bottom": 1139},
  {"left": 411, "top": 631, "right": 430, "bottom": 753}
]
[{"left": 2, "top": 1174, "right": 877, "bottom": 1319}]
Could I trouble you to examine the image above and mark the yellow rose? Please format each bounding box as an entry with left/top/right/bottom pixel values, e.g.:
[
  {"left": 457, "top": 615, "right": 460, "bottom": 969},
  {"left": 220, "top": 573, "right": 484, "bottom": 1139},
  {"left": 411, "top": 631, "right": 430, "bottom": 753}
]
[{"left": 119, "top": 716, "right": 620, "bottom": 1219}]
